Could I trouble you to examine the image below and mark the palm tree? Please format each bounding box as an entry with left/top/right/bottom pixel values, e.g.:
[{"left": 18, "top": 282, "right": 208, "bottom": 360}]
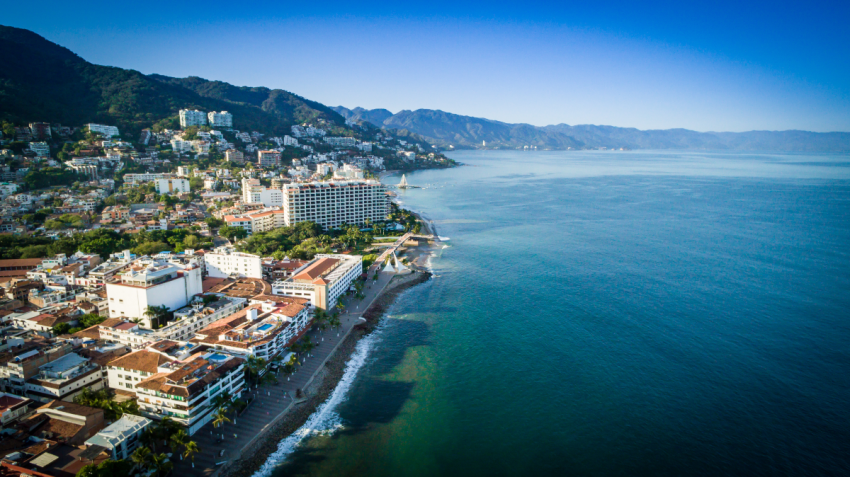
[
  {"left": 212, "top": 407, "right": 231, "bottom": 429},
  {"left": 170, "top": 429, "right": 190, "bottom": 458},
  {"left": 150, "top": 453, "right": 173, "bottom": 477},
  {"left": 183, "top": 441, "right": 201, "bottom": 468},
  {"left": 131, "top": 446, "right": 152, "bottom": 470},
  {"left": 211, "top": 391, "right": 233, "bottom": 410}
]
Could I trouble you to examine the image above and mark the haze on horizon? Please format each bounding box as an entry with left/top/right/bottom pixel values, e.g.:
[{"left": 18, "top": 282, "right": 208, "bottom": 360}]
[{"left": 6, "top": 0, "right": 849, "bottom": 133}]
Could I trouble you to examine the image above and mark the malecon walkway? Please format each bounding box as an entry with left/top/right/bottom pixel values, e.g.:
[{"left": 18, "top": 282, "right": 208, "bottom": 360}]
[{"left": 171, "top": 261, "right": 409, "bottom": 476}]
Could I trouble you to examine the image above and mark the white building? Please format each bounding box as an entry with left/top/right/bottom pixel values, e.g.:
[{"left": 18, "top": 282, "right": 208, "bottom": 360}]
[
  {"left": 123, "top": 173, "right": 173, "bottom": 185},
  {"left": 333, "top": 163, "right": 364, "bottom": 180},
  {"left": 170, "top": 138, "right": 193, "bottom": 154},
  {"left": 24, "top": 353, "right": 104, "bottom": 403},
  {"left": 258, "top": 150, "right": 281, "bottom": 168},
  {"left": 207, "top": 111, "right": 233, "bottom": 128},
  {"left": 177, "top": 166, "right": 193, "bottom": 177},
  {"left": 105, "top": 258, "right": 204, "bottom": 328},
  {"left": 155, "top": 178, "right": 190, "bottom": 194},
  {"left": 323, "top": 137, "right": 357, "bottom": 148},
  {"left": 192, "top": 297, "right": 310, "bottom": 361},
  {"left": 86, "top": 124, "right": 120, "bottom": 138},
  {"left": 105, "top": 349, "right": 174, "bottom": 395},
  {"left": 135, "top": 347, "right": 245, "bottom": 435},
  {"left": 204, "top": 247, "right": 263, "bottom": 279},
  {"left": 241, "top": 178, "right": 283, "bottom": 207},
  {"left": 271, "top": 254, "right": 362, "bottom": 310},
  {"left": 283, "top": 135, "right": 298, "bottom": 146},
  {"left": 281, "top": 180, "right": 389, "bottom": 229},
  {"left": 179, "top": 109, "right": 207, "bottom": 128},
  {"left": 155, "top": 296, "right": 246, "bottom": 342},
  {"left": 28, "top": 142, "right": 50, "bottom": 157},
  {"left": 85, "top": 414, "right": 153, "bottom": 461}
]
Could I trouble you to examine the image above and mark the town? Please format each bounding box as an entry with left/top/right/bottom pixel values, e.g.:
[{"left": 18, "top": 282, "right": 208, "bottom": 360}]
[{"left": 0, "top": 110, "right": 445, "bottom": 476}]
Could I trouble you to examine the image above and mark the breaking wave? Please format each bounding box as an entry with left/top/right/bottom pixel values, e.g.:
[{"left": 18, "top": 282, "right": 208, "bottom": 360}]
[{"left": 250, "top": 324, "right": 385, "bottom": 476}]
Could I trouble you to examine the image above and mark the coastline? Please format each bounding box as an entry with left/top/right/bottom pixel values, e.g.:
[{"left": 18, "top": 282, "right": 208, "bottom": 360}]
[
  {"left": 223, "top": 271, "right": 433, "bottom": 477},
  {"left": 222, "top": 216, "right": 439, "bottom": 477}
]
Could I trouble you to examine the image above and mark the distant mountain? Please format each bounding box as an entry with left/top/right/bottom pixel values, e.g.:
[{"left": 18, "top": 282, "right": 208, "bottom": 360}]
[
  {"left": 0, "top": 25, "right": 343, "bottom": 137},
  {"left": 334, "top": 107, "right": 850, "bottom": 153},
  {"left": 333, "top": 106, "right": 394, "bottom": 126}
]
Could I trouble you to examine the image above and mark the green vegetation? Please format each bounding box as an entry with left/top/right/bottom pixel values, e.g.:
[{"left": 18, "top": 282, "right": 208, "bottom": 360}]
[
  {"left": 23, "top": 168, "right": 84, "bottom": 190},
  {"left": 53, "top": 313, "right": 106, "bottom": 335},
  {"left": 74, "top": 388, "right": 141, "bottom": 420},
  {"left": 76, "top": 458, "right": 133, "bottom": 477}
]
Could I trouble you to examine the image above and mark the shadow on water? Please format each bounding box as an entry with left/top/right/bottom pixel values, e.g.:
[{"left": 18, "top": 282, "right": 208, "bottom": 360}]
[{"left": 277, "top": 318, "right": 432, "bottom": 475}]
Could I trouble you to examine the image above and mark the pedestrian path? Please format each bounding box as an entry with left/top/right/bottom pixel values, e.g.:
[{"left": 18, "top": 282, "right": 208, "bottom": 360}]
[{"left": 171, "top": 268, "right": 401, "bottom": 476}]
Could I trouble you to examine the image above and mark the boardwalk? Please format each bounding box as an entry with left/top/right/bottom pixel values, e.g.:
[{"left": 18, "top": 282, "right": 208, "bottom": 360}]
[{"left": 170, "top": 267, "right": 405, "bottom": 477}]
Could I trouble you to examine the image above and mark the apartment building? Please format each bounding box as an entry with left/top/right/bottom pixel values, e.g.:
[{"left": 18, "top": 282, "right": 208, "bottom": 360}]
[
  {"left": 135, "top": 344, "right": 245, "bottom": 435},
  {"left": 323, "top": 137, "right": 357, "bottom": 148},
  {"left": 123, "top": 173, "right": 173, "bottom": 185},
  {"left": 153, "top": 296, "right": 247, "bottom": 342},
  {"left": 105, "top": 258, "right": 203, "bottom": 327},
  {"left": 282, "top": 180, "right": 390, "bottom": 228},
  {"left": 271, "top": 254, "right": 362, "bottom": 310},
  {"left": 105, "top": 349, "right": 174, "bottom": 395},
  {"left": 258, "top": 150, "right": 281, "bottom": 168},
  {"left": 86, "top": 124, "right": 120, "bottom": 138},
  {"left": 192, "top": 297, "right": 310, "bottom": 361},
  {"left": 85, "top": 414, "right": 152, "bottom": 461},
  {"left": 225, "top": 149, "right": 244, "bottom": 164},
  {"left": 154, "top": 178, "right": 190, "bottom": 195},
  {"left": 179, "top": 109, "right": 207, "bottom": 128},
  {"left": 29, "top": 142, "right": 50, "bottom": 157},
  {"left": 24, "top": 352, "right": 104, "bottom": 403},
  {"left": 207, "top": 111, "right": 233, "bottom": 128},
  {"left": 242, "top": 178, "right": 283, "bottom": 207},
  {"left": 205, "top": 247, "right": 263, "bottom": 279}
]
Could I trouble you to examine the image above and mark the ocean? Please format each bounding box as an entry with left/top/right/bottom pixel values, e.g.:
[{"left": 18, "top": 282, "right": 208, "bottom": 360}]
[{"left": 263, "top": 150, "right": 850, "bottom": 476}]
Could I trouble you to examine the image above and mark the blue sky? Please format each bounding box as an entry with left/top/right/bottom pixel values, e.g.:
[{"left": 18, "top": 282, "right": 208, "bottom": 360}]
[{"left": 4, "top": 0, "right": 849, "bottom": 132}]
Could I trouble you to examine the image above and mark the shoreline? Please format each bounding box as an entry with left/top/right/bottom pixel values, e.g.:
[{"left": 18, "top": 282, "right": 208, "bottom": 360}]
[{"left": 223, "top": 257, "right": 438, "bottom": 477}]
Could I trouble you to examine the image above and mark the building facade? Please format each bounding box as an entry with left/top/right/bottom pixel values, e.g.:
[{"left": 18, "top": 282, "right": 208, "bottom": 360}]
[
  {"left": 179, "top": 109, "right": 207, "bottom": 128},
  {"left": 154, "top": 178, "right": 191, "bottom": 195},
  {"left": 204, "top": 247, "right": 263, "bottom": 279},
  {"left": 207, "top": 111, "right": 233, "bottom": 128},
  {"left": 282, "top": 180, "right": 389, "bottom": 229},
  {"left": 271, "top": 254, "right": 362, "bottom": 310}
]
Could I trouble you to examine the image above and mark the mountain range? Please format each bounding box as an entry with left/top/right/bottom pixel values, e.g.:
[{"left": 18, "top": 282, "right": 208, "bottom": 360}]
[
  {"left": 1, "top": 24, "right": 848, "bottom": 153},
  {"left": 333, "top": 107, "right": 850, "bottom": 153},
  {"left": 0, "top": 25, "right": 345, "bottom": 138}
]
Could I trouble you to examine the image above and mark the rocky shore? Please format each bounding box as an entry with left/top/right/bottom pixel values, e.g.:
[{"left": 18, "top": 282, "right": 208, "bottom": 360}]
[{"left": 223, "top": 270, "right": 433, "bottom": 477}]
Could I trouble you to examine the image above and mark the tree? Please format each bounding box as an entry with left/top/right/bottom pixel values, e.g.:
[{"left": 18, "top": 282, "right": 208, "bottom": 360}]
[
  {"left": 183, "top": 440, "right": 201, "bottom": 467},
  {"left": 144, "top": 305, "right": 169, "bottom": 328},
  {"left": 53, "top": 322, "right": 72, "bottom": 335},
  {"left": 219, "top": 225, "right": 248, "bottom": 242},
  {"left": 212, "top": 407, "right": 231, "bottom": 429},
  {"left": 149, "top": 453, "right": 173, "bottom": 477},
  {"left": 205, "top": 216, "right": 224, "bottom": 228},
  {"left": 130, "top": 447, "right": 152, "bottom": 469},
  {"left": 169, "top": 429, "right": 190, "bottom": 457},
  {"left": 76, "top": 458, "right": 133, "bottom": 477}
]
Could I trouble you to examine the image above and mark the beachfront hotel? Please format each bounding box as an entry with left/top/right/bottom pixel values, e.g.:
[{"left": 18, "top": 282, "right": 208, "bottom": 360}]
[
  {"left": 271, "top": 254, "right": 362, "bottom": 310},
  {"left": 191, "top": 295, "right": 310, "bottom": 362},
  {"left": 282, "top": 180, "right": 389, "bottom": 229},
  {"left": 133, "top": 341, "right": 246, "bottom": 435}
]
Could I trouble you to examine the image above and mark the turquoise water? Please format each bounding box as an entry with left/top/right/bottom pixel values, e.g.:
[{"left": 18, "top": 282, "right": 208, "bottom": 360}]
[{"left": 267, "top": 150, "right": 850, "bottom": 476}]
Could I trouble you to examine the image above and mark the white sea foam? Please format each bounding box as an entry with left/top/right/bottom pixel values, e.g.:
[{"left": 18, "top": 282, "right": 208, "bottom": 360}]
[{"left": 250, "top": 325, "right": 385, "bottom": 477}]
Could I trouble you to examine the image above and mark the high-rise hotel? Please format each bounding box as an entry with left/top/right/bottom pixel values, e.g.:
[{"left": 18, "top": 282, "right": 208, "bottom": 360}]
[{"left": 282, "top": 180, "right": 390, "bottom": 229}]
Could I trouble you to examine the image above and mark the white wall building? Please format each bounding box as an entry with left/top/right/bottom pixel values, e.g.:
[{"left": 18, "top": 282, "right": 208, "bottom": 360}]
[
  {"left": 282, "top": 180, "right": 389, "bottom": 229},
  {"left": 86, "top": 124, "right": 120, "bottom": 138},
  {"left": 105, "top": 258, "right": 203, "bottom": 328},
  {"left": 204, "top": 247, "right": 263, "bottom": 279},
  {"left": 154, "top": 178, "right": 190, "bottom": 194},
  {"left": 179, "top": 109, "right": 207, "bottom": 128},
  {"left": 241, "top": 178, "right": 283, "bottom": 207},
  {"left": 85, "top": 414, "right": 153, "bottom": 461},
  {"left": 207, "top": 111, "right": 233, "bottom": 128},
  {"left": 271, "top": 254, "right": 362, "bottom": 310}
]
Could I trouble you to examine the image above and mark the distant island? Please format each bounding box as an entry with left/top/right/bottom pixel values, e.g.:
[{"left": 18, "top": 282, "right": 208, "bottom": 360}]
[{"left": 333, "top": 107, "right": 850, "bottom": 153}]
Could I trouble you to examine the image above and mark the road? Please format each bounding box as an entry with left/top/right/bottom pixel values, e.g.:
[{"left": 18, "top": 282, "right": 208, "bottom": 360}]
[{"left": 171, "top": 267, "right": 405, "bottom": 476}]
